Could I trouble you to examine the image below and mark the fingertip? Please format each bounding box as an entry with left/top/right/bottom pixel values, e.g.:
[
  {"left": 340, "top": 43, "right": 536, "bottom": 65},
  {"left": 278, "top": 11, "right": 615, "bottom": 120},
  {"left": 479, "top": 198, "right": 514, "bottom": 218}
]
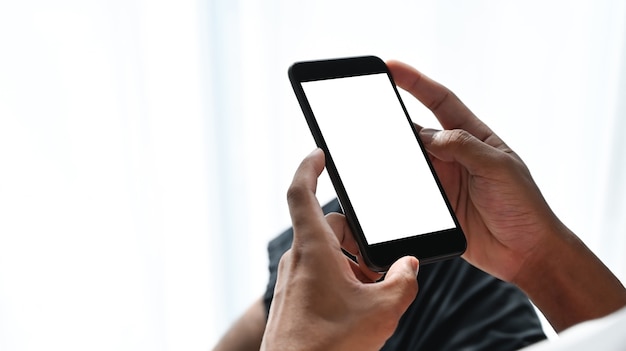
[
  {"left": 405, "top": 256, "right": 419, "bottom": 276},
  {"left": 387, "top": 256, "right": 419, "bottom": 281},
  {"left": 386, "top": 59, "right": 413, "bottom": 71},
  {"left": 385, "top": 59, "right": 402, "bottom": 70},
  {"left": 292, "top": 148, "right": 325, "bottom": 185},
  {"left": 305, "top": 148, "right": 325, "bottom": 173},
  {"left": 419, "top": 128, "right": 441, "bottom": 145},
  {"left": 386, "top": 60, "right": 418, "bottom": 87},
  {"left": 326, "top": 212, "right": 360, "bottom": 256},
  {"left": 287, "top": 148, "right": 328, "bottom": 229},
  {"left": 308, "top": 147, "right": 324, "bottom": 158},
  {"left": 412, "top": 257, "right": 419, "bottom": 273}
]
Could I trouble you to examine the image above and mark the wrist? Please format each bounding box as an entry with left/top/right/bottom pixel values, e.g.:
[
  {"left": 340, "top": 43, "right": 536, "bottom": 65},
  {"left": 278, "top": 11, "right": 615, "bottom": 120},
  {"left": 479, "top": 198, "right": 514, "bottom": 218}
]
[
  {"left": 512, "top": 219, "right": 626, "bottom": 332},
  {"left": 511, "top": 217, "right": 572, "bottom": 290},
  {"left": 261, "top": 316, "right": 346, "bottom": 351}
]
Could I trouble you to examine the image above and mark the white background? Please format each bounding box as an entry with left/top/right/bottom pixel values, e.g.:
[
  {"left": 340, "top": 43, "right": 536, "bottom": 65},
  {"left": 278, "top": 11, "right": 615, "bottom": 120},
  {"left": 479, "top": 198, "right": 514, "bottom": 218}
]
[{"left": 0, "top": 1, "right": 625, "bottom": 350}]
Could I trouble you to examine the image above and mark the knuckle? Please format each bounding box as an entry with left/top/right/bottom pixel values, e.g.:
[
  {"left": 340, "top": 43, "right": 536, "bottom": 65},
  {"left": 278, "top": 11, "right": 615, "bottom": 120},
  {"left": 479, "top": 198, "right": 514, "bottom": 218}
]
[
  {"left": 277, "top": 250, "right": 292, "bottom": 271},
  {"left": 277, "top": 248, "right": 301, "bottom": 273},
  {"left": 286, "top": 183, "right": 308, "bottom": 206},
  {"left": 443, "top": 129, "right": 474, "bottom": 147}
]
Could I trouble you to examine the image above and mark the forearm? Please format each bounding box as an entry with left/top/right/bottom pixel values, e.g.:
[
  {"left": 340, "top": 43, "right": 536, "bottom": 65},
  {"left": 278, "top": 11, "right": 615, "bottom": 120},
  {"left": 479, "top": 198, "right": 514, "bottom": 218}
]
[
  {"left": 513, "top": 221, "right": 626, "bottom": 332},
  {"left": 213, "top": 297, "right": 267, "bottom": 351}
]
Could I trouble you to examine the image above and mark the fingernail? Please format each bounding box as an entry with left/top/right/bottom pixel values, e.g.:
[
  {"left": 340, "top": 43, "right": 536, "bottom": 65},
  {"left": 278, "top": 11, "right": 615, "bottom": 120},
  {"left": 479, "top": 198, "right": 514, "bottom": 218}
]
[
  {"left": 409, "top": 257, "right": 419, "bottom": 276},
  {"left": 419, "top": 128, "right": 441, "bottom": 144}
]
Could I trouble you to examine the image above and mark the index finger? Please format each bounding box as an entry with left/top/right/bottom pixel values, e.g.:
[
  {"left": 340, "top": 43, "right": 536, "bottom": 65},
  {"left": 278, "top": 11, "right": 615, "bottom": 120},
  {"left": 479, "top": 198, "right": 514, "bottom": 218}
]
[{"left": 387, "top": 60, "right": 491, "bottom": 140}]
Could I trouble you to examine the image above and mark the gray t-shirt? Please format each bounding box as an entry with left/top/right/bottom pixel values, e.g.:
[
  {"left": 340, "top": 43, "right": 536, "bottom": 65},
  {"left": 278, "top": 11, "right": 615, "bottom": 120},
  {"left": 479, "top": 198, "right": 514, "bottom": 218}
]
[{"left": 263, "top": 198, "right": 547, "bottom": 350}]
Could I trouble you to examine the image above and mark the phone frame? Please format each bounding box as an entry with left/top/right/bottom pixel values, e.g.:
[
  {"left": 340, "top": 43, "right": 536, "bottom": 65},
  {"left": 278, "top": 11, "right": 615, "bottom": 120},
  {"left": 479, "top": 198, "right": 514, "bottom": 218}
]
[{"left": 288, "top": 56, "right": 466, "bottom": 271}]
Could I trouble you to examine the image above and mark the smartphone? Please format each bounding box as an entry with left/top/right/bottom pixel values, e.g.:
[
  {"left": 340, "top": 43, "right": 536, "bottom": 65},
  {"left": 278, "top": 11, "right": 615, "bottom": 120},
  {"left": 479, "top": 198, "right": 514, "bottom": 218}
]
[{"left": 288, "top": 56, "right": 466, "bottom": 272}]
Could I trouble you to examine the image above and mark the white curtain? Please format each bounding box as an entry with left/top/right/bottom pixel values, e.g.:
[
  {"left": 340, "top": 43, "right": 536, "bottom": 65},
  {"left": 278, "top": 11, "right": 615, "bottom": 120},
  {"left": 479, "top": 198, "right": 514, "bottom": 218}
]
[
  {"left": 0, "top": 1, "right": 213, "bottom": 350},
  {"left": 0, "top": 1, "right": 625, "bottom": 350}
]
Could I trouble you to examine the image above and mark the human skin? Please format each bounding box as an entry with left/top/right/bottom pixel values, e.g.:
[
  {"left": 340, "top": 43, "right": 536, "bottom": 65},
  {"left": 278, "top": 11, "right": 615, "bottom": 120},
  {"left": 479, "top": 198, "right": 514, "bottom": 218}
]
[
  {"left": 386, "top": 60, "right": 626, "bottom": 332},
  {"left": 227, "top": 61, "right": 626, "bottom": 351},
  {"left": 259, "top": 148, "right": 420, "bottom": 351}
]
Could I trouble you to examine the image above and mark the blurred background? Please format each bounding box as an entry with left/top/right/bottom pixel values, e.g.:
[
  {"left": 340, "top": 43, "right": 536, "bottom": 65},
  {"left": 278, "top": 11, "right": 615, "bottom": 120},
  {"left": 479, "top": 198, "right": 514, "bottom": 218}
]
[{"left": 0, "top": 0, "right": 625, "bottom": 350}]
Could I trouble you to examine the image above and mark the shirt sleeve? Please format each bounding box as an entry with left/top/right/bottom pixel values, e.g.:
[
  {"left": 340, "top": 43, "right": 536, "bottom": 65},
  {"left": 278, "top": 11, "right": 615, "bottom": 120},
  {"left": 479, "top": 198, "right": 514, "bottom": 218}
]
[
  {"left": 261, "top": 224, "right": 293, "bottom": 315},
  {"left": 519, "top": 306, "right": 626, "bottom": 351}
]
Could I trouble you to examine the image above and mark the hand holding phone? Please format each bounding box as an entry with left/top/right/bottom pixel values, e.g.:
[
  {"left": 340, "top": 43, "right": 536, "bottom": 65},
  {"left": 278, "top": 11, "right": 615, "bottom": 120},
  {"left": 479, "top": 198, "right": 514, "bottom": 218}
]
[{"left": 288, "top": 56, "right": 466, "bottom": 272}]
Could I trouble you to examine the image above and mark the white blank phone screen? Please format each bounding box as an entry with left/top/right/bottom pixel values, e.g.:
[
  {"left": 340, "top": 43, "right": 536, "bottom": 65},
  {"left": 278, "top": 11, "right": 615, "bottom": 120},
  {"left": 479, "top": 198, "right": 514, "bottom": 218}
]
[{"left": 302, "top": 74, "right": 455, "bottom": 245}]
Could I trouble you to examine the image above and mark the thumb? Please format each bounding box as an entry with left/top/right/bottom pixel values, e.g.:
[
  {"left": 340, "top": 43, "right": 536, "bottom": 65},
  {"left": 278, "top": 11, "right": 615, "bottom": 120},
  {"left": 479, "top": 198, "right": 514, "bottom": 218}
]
[
  {"left": 376, "top": 256, "right": 419, "bottom": 313},
  {"left": 419, "top": 128, "right": 505, "bottom": 176}
]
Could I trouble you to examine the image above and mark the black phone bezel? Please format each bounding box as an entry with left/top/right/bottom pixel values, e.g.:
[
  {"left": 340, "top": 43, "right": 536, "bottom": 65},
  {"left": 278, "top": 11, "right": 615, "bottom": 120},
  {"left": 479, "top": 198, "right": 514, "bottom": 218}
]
[{"left": 288, "top": 56, "right": 466, "bottom": 272}]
